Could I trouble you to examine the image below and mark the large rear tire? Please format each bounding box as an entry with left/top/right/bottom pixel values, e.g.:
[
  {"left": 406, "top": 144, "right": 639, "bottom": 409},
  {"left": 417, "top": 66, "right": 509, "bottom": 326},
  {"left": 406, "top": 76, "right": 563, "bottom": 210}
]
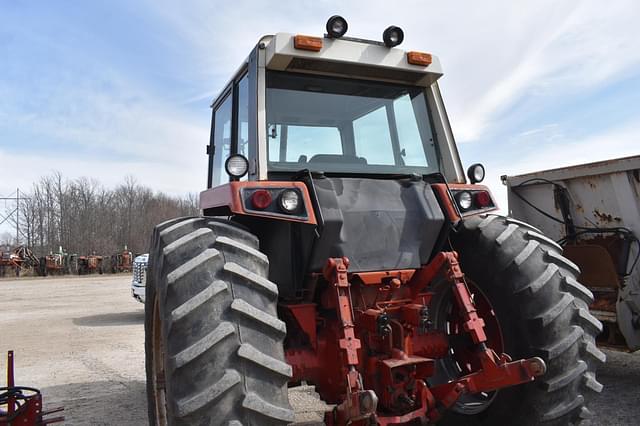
[
  {"left": 434, "top": 215, "right": 604, "bottom": 425},
  {"left": 145, "top": 217, "right": 293, "bottom": 426}
]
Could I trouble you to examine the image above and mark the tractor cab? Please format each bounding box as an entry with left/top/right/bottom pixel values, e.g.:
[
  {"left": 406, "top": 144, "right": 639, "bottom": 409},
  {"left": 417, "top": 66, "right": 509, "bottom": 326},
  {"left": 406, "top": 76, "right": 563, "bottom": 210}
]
[
  {"left": 206, "top": 23, "right": 466, "bottom": 185},
  {"left": 202, "top": 22, "right": 497, "bottom": 298}
]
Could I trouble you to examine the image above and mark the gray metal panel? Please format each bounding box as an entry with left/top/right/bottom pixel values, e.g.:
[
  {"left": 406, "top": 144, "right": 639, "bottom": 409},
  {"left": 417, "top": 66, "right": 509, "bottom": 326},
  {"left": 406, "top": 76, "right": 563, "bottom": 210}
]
[
  {"left": 309, "top": 177, "right": 446, "bottom": 272},
  {"left": 505, "top": 155, "right": 640, "bottom": 186},
  {"left": 427, "top": 82, "right": 466, "bottom": 183},
  {"left": 504, "top": 155, "right": 640, "bottom": 240},
  {"left": 256, "top": 37, "right": 271, "bottom": 180}
]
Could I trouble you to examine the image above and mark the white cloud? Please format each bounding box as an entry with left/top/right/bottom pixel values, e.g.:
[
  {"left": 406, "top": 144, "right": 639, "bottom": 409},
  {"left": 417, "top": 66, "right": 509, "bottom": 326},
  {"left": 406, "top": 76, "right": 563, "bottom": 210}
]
[
  {"left": 144, "top": 0, "right": 640, "bottom": 142},
  {"left": 485, "top": 119, "right": 640, "bottom": 213},
  {"left": 441, "top": 0, "right": 640, "bottom": 142}
]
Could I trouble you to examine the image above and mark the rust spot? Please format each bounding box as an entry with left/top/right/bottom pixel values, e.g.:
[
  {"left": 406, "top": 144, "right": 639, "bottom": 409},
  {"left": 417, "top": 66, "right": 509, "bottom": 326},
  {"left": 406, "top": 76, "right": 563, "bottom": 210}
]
[
  {"left": 593, "top": 209, "right": 622, "bottom": 223},
  {"left": 591, "top": 292, "right": 617, "bottom": 312}
]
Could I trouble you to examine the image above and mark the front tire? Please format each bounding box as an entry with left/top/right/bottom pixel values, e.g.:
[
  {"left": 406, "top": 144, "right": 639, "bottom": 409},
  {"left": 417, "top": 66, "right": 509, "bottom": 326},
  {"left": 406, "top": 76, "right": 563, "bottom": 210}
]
[
  {"left": 145, "top": 217, "right": 293, "bottom": 426},
  {"left": 435, "top": 215, "right": 604, "bottom": 425}
]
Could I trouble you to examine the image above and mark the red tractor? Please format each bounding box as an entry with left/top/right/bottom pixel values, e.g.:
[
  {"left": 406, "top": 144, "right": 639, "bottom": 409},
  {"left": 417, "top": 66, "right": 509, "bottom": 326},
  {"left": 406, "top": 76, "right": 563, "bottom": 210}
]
[
  {"left": 76, "top": 254, "right": 104, "bottom": 275},
  {"left": 145, "top": 17, "right": 603, "bottom": 425},
  {"left": 110, "top": 248, "right": 133, "bottom": 273}
]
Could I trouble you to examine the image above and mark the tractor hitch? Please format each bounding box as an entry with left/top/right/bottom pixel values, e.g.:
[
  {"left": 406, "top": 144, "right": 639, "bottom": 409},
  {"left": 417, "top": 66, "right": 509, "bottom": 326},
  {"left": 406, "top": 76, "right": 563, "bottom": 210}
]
[{"left": 315, "top": 254, "right": 547, "bottom": 425}]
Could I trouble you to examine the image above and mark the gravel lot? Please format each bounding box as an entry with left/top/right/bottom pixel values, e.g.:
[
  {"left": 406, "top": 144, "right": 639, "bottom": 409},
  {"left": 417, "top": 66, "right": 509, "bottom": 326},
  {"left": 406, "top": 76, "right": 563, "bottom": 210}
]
[{"left": 1, "top": 275, "right": 638, "bottom": 425}]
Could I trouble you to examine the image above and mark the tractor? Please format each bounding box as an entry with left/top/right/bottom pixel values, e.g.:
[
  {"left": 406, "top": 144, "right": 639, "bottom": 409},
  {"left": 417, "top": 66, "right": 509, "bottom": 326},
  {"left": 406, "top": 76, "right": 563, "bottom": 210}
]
[
  {"left": 76, "top": 254, "right": 104, "bottom": 275},
  {"left": 145, "top": 17, "right": 603, "bottom": 426},
  {"left": 38, "top": 247, "right": 70, "bottom": 276},
  {"left": 110, "top": 247, "right": 134, "bottom": 273}
]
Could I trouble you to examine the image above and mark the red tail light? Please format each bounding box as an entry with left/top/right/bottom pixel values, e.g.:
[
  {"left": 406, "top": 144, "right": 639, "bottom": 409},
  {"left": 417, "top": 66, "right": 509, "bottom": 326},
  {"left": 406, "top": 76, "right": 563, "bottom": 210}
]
[
  {"left": 475, "top": 191, "right": 492, "bottom": 208},
  {"left": 251, "top": 189, "right": 272, "bottom": 209}
]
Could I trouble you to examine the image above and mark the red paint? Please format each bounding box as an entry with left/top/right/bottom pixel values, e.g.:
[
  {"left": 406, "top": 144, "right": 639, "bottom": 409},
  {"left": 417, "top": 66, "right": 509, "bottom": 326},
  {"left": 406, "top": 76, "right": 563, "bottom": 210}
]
[
  {"left": 283, "top": 253, "right": 546, "bottom": 424},
  {"left": 1, "top": 351, "right": 65, "bottom": 425}
]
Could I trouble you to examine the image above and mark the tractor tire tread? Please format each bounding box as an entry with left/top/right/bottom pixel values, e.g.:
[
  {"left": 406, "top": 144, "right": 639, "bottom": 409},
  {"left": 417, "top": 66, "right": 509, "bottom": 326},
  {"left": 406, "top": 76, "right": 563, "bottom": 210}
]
[
  {"left": 451, "top": 214, "right": 603, "bottom": 426},
  {"left": 145, "top": 217, "right": 292, "bottom": 426}
]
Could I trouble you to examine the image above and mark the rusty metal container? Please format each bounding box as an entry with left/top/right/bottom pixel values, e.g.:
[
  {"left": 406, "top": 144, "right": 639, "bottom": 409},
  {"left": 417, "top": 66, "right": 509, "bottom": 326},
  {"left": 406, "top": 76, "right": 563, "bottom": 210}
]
[{"left": 503, "top": 155, "right": 640, "bottom": 350}]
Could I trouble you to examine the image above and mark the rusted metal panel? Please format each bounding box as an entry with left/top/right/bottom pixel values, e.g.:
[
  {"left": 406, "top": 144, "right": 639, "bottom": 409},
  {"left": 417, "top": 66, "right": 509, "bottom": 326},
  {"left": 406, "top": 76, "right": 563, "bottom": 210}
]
[
  {"left": 563, "top": 244, "right": 619, "bottom": 290},
  {"left": 503, "top": 155, "right": 640, "bottom": 351}
]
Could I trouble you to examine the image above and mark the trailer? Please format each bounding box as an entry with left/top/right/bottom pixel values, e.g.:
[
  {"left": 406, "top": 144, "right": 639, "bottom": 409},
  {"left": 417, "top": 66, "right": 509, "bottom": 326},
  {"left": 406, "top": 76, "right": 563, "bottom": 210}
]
[{"left": 503, "top": 155, "right": 640, "bottom": 351}]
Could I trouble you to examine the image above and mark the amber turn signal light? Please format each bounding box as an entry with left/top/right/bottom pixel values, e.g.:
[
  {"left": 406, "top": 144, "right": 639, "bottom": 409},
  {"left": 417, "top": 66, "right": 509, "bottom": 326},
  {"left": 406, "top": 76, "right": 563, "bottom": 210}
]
[
  {"left": 294, "top": 35, "right": 323, "bottom": 52},
  {"left": 407, "top": 51, "right": 432, "bottom": 66}
]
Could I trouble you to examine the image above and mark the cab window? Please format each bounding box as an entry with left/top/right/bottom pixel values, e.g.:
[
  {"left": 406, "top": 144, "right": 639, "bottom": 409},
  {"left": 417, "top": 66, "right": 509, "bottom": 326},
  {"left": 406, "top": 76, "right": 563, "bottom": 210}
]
[
  {"left": 211, "top": 93, "right": 232, "bottom": 187},
  {"left": 210, "top": 72, "right": 250, "bottom": 187}
]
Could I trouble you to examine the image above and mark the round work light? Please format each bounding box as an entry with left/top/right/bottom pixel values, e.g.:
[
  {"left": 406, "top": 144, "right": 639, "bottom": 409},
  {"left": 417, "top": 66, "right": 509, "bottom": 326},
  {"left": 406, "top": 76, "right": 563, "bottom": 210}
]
[
  {"left": 326, "top": 15, "right": 348, "bottom": 38},
  {"left": 467, "top": 163, "right": 486, "bottom": 184},
  {"left": 382, "top": 26, "right": 404, "bottom": 47},
  {"left": 225, "top": 155, "right": 249, "bottom": 179}
]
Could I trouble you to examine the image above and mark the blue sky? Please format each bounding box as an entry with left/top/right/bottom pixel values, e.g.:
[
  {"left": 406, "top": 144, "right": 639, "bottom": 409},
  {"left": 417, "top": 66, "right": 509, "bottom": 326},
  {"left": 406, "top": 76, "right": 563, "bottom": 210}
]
[{"left": 1, "top": 0, "right": 639, "bottom": 228}]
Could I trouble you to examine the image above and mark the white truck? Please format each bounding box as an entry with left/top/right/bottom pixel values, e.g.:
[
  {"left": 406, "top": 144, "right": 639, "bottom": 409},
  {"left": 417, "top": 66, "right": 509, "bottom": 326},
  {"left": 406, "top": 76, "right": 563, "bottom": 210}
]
[
  {"left": 131, "top": 253, "right": 149, "bottom": 303},
  {"left": 503, "top": 155, "right": 640, "bottom": 350}
]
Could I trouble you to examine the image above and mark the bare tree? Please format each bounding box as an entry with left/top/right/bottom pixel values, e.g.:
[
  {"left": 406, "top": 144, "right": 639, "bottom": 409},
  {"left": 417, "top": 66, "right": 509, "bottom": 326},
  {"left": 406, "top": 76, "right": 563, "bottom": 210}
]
[{"left": 17, "top": 172, "right": 198, "bottom": 256}]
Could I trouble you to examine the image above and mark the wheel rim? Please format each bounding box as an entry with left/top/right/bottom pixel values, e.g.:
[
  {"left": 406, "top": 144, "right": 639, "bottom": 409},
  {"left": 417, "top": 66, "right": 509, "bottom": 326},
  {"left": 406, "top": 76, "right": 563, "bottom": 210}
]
[
  {"left": 432, "top": 279, "right": 504, "bottom": 415},
  {"left": 152, "top": 296, "right": 168, "bottom": 426}
]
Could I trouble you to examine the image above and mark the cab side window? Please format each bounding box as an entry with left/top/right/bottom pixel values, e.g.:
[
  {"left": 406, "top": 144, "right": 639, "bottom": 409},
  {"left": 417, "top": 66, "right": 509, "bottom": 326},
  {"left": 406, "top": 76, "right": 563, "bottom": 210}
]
[
  {"left": 211, "top": 73, "right": 251, "bottom": 187},
  {"left": 211, "top": 94, "right": 232, "bottom": 187}
]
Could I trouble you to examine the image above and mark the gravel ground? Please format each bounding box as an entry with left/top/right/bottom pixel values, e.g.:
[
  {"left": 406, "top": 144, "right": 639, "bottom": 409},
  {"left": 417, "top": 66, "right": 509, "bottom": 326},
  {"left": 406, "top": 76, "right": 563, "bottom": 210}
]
[{"left": 0, "top": 275, "right": 637, "bottom": 425}]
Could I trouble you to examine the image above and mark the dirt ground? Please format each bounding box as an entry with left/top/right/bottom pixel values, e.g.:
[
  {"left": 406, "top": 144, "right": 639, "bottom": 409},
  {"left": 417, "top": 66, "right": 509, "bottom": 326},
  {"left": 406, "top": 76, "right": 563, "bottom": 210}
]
[{"left": 0, "top": 275, "right": 637, "bottom": 425}]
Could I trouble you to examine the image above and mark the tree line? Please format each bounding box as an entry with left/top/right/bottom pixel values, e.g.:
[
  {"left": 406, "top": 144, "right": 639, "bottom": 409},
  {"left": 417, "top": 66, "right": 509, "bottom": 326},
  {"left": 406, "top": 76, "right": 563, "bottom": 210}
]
[{"left": 6, "top": 172, "right": 198, "bottom": 256}]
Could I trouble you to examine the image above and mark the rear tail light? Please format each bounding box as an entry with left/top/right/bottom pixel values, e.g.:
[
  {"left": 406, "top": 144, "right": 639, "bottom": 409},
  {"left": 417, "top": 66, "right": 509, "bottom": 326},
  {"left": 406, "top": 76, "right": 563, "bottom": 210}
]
[
  {"left": 475, "top": 191, "right": 492, "bottom": 208},
  {"left": 240, "top": 186, "right": 310, "bottom": 221},
  {"left": 251, "top": 190, "right": 272, "bottom": 209}
]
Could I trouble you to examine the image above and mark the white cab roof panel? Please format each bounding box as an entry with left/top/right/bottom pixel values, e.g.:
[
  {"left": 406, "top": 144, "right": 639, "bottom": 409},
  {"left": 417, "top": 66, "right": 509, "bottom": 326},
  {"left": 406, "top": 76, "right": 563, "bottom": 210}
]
[{"left": 264, "top": 33, "right": 443, "bottom": 86}]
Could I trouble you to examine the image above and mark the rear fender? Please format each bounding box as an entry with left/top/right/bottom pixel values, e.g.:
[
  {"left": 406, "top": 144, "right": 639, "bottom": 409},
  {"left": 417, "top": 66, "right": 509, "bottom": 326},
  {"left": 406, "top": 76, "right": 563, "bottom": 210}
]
[
  {"left": 431, "top": 183, "right": 499, "bottom": 223},
  {"left": 200, "top": 181, "right": 317, "bottom": 224}
]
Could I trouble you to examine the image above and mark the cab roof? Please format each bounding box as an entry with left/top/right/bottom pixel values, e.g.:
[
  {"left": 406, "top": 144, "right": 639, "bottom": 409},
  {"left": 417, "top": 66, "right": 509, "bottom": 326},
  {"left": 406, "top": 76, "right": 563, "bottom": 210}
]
[{"left": 264, "top": 32, "right": 443, "bottom": 87}]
